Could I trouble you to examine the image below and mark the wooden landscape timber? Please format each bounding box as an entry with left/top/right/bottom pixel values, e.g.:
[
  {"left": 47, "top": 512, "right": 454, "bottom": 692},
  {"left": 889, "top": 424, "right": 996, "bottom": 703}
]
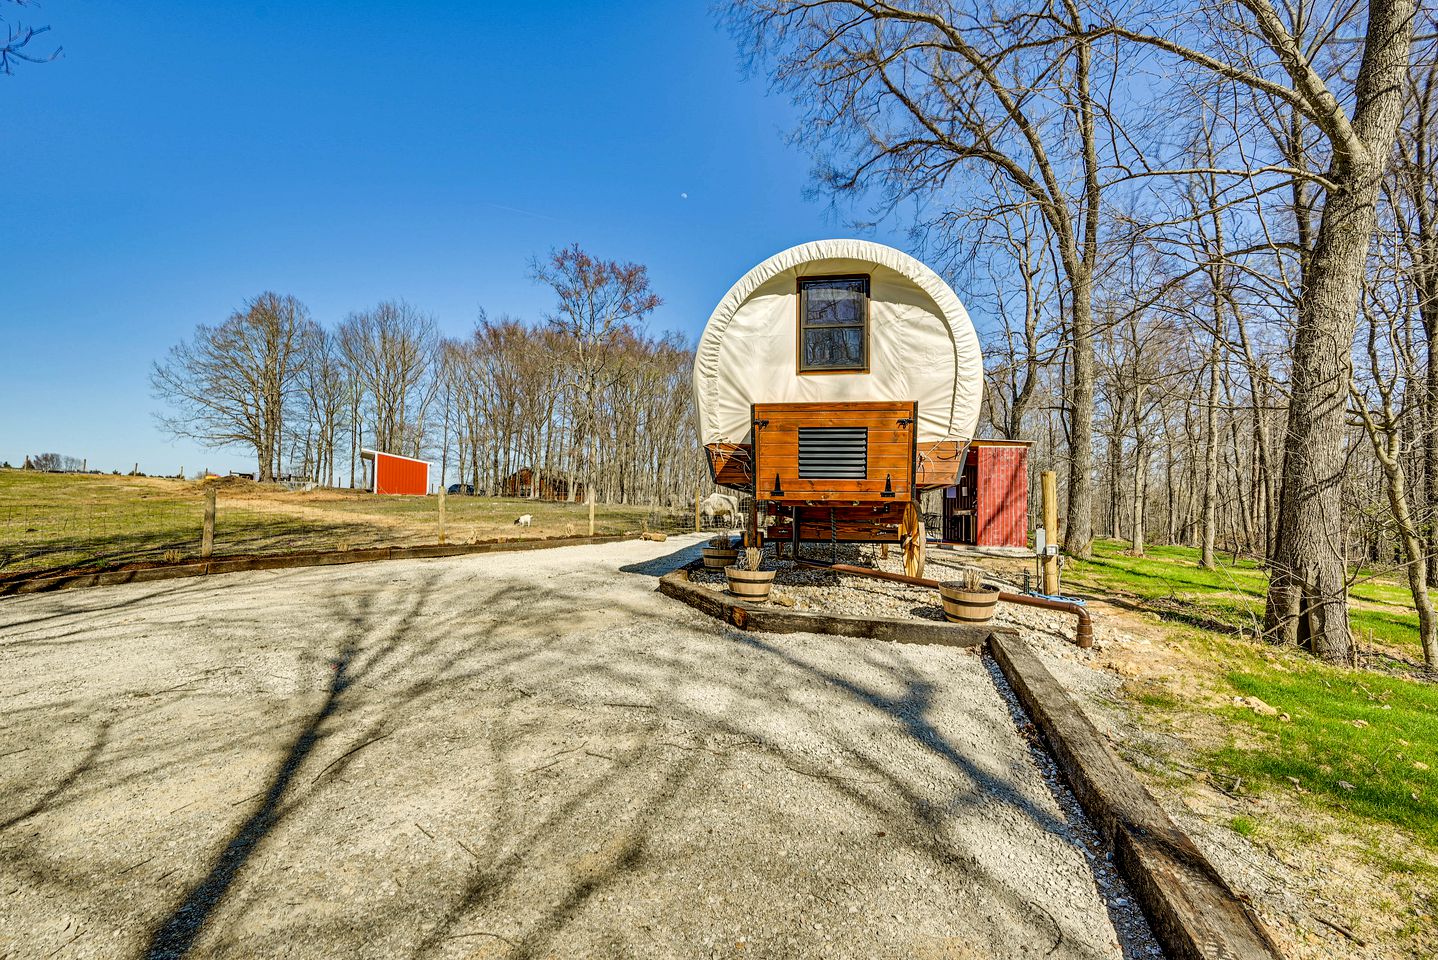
[
  {"left": 0, "top": 534, "right": 638, "bottom": 597},
  {"left": 989, "top": 634, "right": 1284, "bottom": 960},
  {"left": 657, "top": 563, "right": 999, "bottom": 647}
]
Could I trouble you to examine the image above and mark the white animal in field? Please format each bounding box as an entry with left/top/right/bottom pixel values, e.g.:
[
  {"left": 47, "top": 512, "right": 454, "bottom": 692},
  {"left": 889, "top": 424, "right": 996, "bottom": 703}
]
[
  {"left": 515, "top": 514, "right": 533, "bottom": 527},
  {"left": 699, "top": 492, "right": 740, "bottom": 525}
]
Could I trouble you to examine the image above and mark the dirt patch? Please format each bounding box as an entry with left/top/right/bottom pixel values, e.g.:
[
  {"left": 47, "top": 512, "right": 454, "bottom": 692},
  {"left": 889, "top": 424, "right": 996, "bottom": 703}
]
[{"left": 189, "top": 476, "right": 268, "bottom": 495}]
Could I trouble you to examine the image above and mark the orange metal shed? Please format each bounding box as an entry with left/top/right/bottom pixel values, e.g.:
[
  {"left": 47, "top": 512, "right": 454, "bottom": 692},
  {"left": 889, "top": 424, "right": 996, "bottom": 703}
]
[{"left": 360, "top": 449, "right": 431, "bottom": 496}]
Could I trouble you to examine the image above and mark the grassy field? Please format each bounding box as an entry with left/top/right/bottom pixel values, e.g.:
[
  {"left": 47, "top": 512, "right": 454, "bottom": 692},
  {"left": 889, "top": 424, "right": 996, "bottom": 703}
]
[
  {"left": 1065, "top": 540, "right": 1436, "bottom": 841},
  {"left": 1066, "top": 539, "right": 1427, "bottom": 657},
  {"left": 0, "top": 469, "right": 698, "bottom": 577},
  {"left": 1058, "top": 537, "right": 1438, "bottom": 948},
  {"left": 1212, "top": 641, "right": 1438, "bottom": 847}
]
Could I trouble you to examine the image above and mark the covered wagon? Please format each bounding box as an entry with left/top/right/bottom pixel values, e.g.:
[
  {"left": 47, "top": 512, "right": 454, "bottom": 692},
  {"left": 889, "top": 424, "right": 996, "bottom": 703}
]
[{"left": 693, "top": 239, "right": 1028, "bottom": 566}]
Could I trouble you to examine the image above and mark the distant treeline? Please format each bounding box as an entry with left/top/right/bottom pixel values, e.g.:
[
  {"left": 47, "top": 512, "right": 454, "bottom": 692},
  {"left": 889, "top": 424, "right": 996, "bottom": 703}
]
[{"left": 152, "top": 245, "right": 710, "bottom": 506}]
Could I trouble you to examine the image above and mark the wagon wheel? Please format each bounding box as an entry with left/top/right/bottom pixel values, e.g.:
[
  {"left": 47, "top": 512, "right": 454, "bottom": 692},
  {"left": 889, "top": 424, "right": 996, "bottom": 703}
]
[{"left": 901, "top": 502, "right": 926, "bottom": 579}]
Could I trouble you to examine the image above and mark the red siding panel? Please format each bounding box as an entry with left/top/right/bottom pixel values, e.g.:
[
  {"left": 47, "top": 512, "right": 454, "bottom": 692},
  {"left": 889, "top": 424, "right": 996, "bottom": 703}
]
[
  {"left": 375, "top": 453, "right": 430, "bottom": 496},
  {"left": 976, "top": 445, "right": 1029, "bottom": 547}
]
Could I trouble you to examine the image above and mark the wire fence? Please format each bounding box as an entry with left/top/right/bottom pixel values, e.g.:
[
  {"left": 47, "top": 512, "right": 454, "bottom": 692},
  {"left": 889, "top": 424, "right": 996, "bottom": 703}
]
[{"left": 0, "top": 477, "right": 735, "bottom": 580}]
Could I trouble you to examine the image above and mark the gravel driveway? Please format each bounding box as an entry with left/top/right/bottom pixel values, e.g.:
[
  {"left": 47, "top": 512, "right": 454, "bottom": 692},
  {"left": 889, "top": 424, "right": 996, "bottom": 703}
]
[{"left": 1, "top": 534, "right": 1136, "bottom": 959}]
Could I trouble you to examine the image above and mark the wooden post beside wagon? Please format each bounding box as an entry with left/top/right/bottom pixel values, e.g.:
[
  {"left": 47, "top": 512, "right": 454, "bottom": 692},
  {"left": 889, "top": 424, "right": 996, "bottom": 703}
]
[{"left": 202, "top": 487, "right": 216, "bottom": 558}]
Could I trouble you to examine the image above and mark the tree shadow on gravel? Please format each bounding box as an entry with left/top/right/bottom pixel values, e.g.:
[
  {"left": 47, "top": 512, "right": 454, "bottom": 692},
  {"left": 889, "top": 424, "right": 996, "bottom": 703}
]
[
  {"left": 0, "top": 718, "right": 111, "bottom": 831},
  {"left": 726, "top": 630, "right": 1071, "bottom": 838},
  {"left": 3, "top": 544, "right": 1127, "bottom": 960},
  {"left": 0, "top": 578, "right": 214, "bottom": 636},
  {"left": 142, "top": 642, "right": 359, "bottom": 960},
  {"left": 402, "top": 612, "right": 1114, "bottom": 958},
  {"left": 982, "top": 655, "right": 1162, "bottom": 960},
  {"left": 136, "top": 569, "right": 470, "bottom": 958},
  {"left": 136, "top": 566, "right": 602, "bottom": 958},
  {"left": 616, "top": 538, "right": 705, "bottom": 577}
]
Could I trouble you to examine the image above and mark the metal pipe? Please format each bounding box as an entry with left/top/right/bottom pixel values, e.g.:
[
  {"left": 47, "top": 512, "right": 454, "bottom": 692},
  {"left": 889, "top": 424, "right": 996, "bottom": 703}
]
[{"left": 796, "top": 559, "right": 1093, "bottom": 649}]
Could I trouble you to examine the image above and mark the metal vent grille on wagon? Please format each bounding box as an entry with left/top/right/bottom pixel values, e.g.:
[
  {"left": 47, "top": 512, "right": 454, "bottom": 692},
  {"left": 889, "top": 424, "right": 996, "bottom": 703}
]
[{"left": 797, "top": 427, "right": 868, "bottom": 479}]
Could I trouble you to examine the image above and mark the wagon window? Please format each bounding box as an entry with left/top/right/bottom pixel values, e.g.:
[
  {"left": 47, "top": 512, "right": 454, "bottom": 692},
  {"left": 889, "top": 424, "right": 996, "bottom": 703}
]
[{"left": 798, "top": 276, "right": 869, "bottom": 373}]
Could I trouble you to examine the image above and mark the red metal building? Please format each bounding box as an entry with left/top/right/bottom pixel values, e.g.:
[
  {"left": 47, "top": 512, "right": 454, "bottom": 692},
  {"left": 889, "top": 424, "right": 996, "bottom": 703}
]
[
  {"left": 360, "top": 449, "right": 431, "bottom": 496},
  {"left": 938, "top": 439, "right": 1030, "bottom": 549}
]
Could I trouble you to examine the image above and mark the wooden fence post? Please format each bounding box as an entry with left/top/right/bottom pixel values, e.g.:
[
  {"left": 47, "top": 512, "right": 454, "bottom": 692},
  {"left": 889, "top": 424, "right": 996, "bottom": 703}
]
[
  {"left": 588, "top": 492, "right": 596, "bottom": 537},
  {"left": 694, "top": 489, "right": 701, "bottom": 532},
  {"left": 438, "top": 488, "right": 447, "bottom": 545},
  {"left": 202, "top": 487, "right": 216, "bottom": 558},
  {"left": 1042, "top": 470, "right": 1059, "bottom": 595}
]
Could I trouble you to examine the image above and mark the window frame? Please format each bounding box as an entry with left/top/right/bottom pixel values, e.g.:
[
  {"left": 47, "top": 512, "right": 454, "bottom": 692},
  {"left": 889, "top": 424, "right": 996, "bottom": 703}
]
[{"left": 795, "top": 273, "right": 871, "bottom": 375}]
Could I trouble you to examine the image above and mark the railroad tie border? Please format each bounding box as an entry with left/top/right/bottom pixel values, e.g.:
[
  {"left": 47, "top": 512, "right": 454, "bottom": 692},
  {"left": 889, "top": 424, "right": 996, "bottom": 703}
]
[
  {"left": 657, "top": 563, "right": 1003, "bottom": 647},
  {"left": 0, "top": 534, "right": 640, "bottom": 597},
  {"left": 988, "top": 635, "right": 1282, "bottom": 960}
]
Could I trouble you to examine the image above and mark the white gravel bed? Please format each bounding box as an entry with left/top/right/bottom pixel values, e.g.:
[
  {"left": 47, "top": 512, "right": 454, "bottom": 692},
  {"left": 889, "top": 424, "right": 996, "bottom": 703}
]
[
  {"left": 3, "top": 534, "right": 1141, "bottom": 959},
  {"left": 699, "top": 546, "right": 1163, "bottom": 957},
  {"left": 696, "top": 545, "right": 1133, "bottom": 705}
]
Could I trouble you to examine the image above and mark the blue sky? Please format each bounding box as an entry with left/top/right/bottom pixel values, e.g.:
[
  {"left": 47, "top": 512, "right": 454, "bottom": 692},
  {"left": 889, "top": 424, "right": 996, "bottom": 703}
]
[{"left": 3, "top": 1, "right": 926, "bottom": 474}]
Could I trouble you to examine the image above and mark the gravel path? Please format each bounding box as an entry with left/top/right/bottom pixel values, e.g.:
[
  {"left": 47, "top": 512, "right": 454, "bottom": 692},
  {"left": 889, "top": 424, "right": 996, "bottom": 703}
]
[{"left": 2, "top": 534, "right": 1139, "bottom": 959}]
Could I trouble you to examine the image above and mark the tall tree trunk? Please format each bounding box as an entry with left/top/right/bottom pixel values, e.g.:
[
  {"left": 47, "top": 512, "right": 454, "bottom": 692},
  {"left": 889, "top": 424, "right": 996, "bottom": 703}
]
[
  {"left": 1165, "top": 438, "right": 1178, "bottom": 545},
  {"left": 1229, "top": 418, "right": 1255, "bottom": 555},
  {"left": 1065, "top": 273, "right": 1096, "bottom": 558},
  {"left": 1356, "top": 407, "right": 1438, "bottom": 668},
  {"left": 1266, "top": 192, "right": 1384, "bottom": 660},
  {"left": 1200, "top": 336, "right": 1222, "bottom": 568},
  {"left": 1130, "top": 434, "right": 1148, "bottom": 556},
  {"left": 1424, "top": 302, "right": 1438, "bottom": 589},
  {"left": 1263, "top": 0, "right": 1416, "bottom": 663}
]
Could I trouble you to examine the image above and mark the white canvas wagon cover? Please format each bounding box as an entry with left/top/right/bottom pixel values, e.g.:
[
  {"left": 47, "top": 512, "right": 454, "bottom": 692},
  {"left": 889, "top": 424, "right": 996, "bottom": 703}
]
[{"left": 693, "top": 238, "right": 983, "bottom": 447}]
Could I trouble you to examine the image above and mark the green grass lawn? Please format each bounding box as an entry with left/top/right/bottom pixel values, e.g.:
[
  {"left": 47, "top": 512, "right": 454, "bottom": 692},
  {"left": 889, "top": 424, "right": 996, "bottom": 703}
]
[
  {"left": 1187, "top": 635, "right": 1438, "bottom": 849},
  {"left": 1065, "top": 539, "right": 1438, "bottom": 858},
  {"left": 0, "top": 469, "right": 690, "bottom": 577},
  {"left": 1066, "top": 539, "right": 1426, "bottom": 654}
]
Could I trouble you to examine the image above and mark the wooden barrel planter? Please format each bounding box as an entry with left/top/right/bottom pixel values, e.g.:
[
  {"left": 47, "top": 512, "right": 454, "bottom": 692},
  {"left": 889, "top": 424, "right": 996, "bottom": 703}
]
[
  {"left": 702, "top": 546, "right": 738, "bottom": 570},
  {"left": 726, "top": 566, "right": 777, "bottom": 602},
  {"left": 939, "top": 581, "right": 999, "bottom": 623}
]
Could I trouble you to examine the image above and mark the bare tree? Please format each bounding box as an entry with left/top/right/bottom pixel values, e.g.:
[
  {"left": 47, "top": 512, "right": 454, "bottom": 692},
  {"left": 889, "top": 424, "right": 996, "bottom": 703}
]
[
  {"left": 2, "top": 0, "right": 59, "bottom": 75},
  {"left": 531, "top": 244, "right": 661, "bottom": 501},
  {"left": 1098, "top": 0, "right": 1419, "bottom": 661},
  {"left": 297, "top": 325, "right": 347, "bottom": 486},
  {"left": 1351, "top": 262, "right": 1438, "bottom": 668},
  {"left": 26, "top": 453, "right": 82, "bottom": 472},
  {"left": 979, "top": 199, "right": 1062, "bottom": 441},
  {"left": 730, "top": 0, "right": 1131, "bottom": 558},
  {"left": 1390, "top": 29, "right": 1438, "bottom": 591},
  {"left": 337, "top": 301, "right": 438, "bottom": 459},
  {"left": 152, "top": 293, "right": 312, "bottom": 481}
]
